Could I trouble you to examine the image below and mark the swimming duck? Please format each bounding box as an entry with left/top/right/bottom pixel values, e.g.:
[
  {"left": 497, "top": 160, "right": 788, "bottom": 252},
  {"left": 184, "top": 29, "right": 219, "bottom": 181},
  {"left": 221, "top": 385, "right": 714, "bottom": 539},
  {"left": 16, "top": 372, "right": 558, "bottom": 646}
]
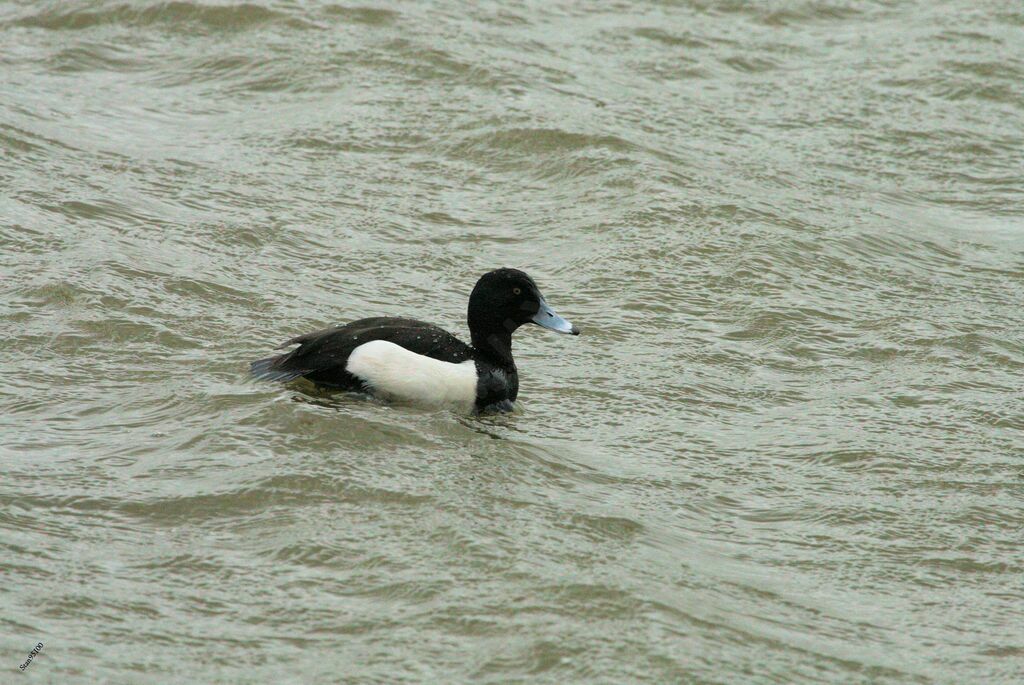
[{"left": 250, "top": 268, "right": 580, "bottom": 412}]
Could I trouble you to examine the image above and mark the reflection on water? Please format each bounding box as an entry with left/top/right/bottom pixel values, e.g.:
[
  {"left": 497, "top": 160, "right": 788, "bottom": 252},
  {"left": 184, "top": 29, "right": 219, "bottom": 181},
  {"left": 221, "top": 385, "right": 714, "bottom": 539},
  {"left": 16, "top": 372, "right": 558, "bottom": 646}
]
[{"left": 1, "top": 0, "right": 1022, "bottom": 682}]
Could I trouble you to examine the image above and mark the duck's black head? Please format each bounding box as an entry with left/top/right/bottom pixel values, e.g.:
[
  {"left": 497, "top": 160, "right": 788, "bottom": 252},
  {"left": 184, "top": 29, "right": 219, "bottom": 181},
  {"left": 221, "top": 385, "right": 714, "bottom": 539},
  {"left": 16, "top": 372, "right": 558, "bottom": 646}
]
[{"left": 467, "top": 268, "right": 579, "bottom": 364}]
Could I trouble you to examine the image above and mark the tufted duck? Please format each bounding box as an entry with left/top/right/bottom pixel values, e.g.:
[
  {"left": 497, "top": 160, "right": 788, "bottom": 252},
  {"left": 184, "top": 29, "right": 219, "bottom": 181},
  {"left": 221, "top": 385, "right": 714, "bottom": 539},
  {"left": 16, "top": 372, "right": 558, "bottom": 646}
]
[{"left": 250, "top": 268, "right": 579, "bottom": 412}]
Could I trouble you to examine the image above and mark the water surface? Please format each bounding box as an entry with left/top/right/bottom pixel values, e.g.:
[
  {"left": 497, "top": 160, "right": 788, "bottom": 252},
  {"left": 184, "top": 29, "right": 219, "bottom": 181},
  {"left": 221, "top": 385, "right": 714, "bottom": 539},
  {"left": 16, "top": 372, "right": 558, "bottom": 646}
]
[{"left": 2, "top": 0, "right": 1023, "bottom": 682}]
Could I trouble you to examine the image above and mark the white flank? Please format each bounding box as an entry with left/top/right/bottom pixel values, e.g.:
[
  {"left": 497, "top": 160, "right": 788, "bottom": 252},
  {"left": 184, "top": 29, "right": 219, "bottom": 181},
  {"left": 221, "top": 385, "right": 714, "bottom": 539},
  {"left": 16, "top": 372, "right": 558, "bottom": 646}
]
[{"left": 346, "top": 340, "right": 477, "bottom": 409}]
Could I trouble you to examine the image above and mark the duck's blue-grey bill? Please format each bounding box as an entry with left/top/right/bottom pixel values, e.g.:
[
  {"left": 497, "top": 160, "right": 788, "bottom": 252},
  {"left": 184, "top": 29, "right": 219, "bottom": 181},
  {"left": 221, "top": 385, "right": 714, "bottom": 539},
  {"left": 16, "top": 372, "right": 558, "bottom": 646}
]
[{"left": 533, "top": 298, "right": 580, "bottom": 335}]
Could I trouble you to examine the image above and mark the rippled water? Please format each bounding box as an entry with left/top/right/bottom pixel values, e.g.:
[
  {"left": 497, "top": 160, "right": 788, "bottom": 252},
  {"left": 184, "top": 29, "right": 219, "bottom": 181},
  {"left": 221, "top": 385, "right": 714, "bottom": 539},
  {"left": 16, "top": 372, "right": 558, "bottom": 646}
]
[{"left": 2, "top": 1, "right": 1023, "bottom": 682}]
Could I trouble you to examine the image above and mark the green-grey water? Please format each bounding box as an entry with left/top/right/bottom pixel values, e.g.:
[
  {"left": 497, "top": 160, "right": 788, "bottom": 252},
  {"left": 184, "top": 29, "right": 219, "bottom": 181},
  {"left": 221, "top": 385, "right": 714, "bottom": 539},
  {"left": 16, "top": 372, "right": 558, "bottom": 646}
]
[{"left": 2, "top": 1, "right": 1023, "bottom": 682}]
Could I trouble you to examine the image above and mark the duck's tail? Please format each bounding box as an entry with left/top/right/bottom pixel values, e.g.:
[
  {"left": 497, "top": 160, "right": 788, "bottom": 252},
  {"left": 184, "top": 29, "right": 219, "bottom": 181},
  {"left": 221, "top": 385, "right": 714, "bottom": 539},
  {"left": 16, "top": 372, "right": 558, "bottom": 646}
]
[{"left": 250, "top": 354, "right": 306, "bottom": 383}]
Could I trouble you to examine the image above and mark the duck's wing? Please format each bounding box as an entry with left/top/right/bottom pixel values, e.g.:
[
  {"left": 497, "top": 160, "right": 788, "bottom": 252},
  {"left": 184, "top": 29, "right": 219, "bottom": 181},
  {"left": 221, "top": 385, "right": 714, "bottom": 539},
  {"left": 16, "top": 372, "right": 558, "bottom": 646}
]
[{"left": 250, "top": 317, "right": 473, "bottom": 388}]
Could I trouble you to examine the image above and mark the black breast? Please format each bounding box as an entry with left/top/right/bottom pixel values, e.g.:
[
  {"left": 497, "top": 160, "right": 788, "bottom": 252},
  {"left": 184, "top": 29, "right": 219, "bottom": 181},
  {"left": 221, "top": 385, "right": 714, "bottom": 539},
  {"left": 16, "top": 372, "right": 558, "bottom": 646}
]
[{"left": 474, "top": 363, "right": 518, "bottom": 413}]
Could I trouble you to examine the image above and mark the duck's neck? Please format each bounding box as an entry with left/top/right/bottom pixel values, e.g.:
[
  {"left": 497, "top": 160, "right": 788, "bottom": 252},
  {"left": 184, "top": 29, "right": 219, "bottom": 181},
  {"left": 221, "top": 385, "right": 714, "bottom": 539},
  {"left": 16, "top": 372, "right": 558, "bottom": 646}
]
[{"left": 470, "top": 325, "right": 516, "bottom": 370}]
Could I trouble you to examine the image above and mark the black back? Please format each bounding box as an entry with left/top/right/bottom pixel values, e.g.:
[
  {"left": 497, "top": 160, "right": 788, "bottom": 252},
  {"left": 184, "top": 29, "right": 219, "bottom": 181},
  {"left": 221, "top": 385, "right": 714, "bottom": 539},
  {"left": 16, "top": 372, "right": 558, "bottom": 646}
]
[{"left": 250, "top": 317, "right": 474, "bottom": 391}]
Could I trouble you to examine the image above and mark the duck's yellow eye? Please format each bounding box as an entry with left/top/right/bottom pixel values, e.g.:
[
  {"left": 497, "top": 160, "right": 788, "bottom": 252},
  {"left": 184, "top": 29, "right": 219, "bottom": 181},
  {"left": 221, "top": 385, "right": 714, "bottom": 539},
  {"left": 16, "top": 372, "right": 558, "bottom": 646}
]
[{"left": 513, "top": 287, "right": 521, "bottom": 295}]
